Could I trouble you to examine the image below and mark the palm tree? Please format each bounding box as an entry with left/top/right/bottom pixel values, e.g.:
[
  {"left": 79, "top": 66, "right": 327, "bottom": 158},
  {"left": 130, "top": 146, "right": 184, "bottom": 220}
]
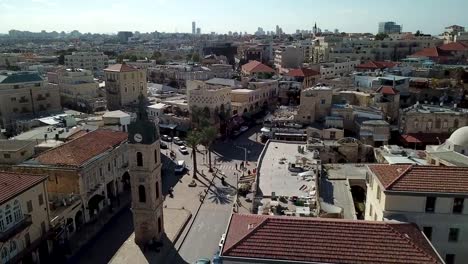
[
  {"left": 201, "top": 126, "right": 217, "bottom": 172},
  {"left": 186, "top": 130, "right": 202, "bottom": 179}
]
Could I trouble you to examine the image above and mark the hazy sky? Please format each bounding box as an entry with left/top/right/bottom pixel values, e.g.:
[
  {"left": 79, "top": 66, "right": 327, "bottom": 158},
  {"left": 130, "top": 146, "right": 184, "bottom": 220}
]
[{"left": 0, "top": 0, "right": 467, "bottom": 35}]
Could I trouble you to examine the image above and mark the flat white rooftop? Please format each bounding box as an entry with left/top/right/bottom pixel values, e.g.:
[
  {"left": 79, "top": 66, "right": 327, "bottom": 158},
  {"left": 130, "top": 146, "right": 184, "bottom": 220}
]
[{"left": 257, "top": 141, "right": 318, "bottom": 198}]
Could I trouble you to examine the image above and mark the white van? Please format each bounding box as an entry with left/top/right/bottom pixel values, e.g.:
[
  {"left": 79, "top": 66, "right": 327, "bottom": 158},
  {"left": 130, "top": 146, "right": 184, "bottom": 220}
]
[{"left": 174, "top": 160, "right": 186, "bottom": 173}]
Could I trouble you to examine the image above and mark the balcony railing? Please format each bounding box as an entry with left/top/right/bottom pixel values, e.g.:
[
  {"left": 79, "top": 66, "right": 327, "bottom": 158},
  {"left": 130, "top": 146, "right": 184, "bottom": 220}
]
[{"left": 0, "top": 214, "right": 33, "bottom": 242}]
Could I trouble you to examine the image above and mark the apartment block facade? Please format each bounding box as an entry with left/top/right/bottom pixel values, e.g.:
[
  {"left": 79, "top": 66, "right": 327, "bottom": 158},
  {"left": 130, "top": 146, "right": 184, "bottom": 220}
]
[
  {"left": 64, "top": 52, "right": 109, "bottom": 72},
  {"left": 0, "top": 71, "right": 61, "bottom": 132}
]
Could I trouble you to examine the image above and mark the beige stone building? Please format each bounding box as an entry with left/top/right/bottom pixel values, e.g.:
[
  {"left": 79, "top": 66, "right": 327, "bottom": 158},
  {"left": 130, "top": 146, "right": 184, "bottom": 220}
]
[
  {"left": 0, "top": 140, "right": 35, "bottom": 165},
  {"left": 0, "top": 171, "right": 51, "bottom": 264},
  {"left": 296, "top": 86, "right": 333, "bottom": 123},
  {"left": 104, "top": 64, "right": 147, "bottom": 111},
  {"left": 230, "top": 80, "right": 277, "bottom": 116},
  {"left": 399, "top": 104, "right": 468, "bottom": 142},
  {"left": 307, "top": 137, "right": 374, "bottom": 163},
  {"left": 17, "top": 130, "right": 129, "bottom": 232},
  {"left": 0, "top": 71, "right": 61, "bottom": 132},
  {"left": 48, "top": 68, "right": 106, "bottom": 112},
  {"left": 187, "top": 80, "right": 231, "bottom": 125},
  {"left": 366, "top": 165, "right": 468, "bottom": 264},
  {"left": 374, "top": 86, "right": 400, "bottom": 124}
]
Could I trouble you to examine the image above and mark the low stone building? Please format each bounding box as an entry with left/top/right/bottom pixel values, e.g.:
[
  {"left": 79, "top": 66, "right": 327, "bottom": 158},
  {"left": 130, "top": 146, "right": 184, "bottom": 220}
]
[
  {"left": 399, "top": 104, "right": 468, "bottom": 147},
  {"left": 296, "top": 85, "right": 333, "bottom": 123},
  {"left": 0, "top": 140, "right": 35, "bottom": 165},
  {"left": 307, "top": 137, "right": 374, "bottom": 164}
]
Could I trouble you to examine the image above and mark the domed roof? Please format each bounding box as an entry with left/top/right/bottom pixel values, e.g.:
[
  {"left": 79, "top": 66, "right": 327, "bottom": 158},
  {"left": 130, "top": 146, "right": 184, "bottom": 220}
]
[{"left": 448, "top": 126, "right": 468, "bottom": 147}]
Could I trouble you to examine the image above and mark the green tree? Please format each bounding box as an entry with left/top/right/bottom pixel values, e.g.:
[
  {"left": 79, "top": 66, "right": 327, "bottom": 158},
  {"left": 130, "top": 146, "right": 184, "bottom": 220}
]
[
  {"left": 201, "top": 126, "right": 217, "bottom": 172},
  {"left": 129, "top": 55, "right": 138, "bottom": 62},
  {"left": 192, "top": 53, "right": 200, "bottom": 62},
  {"left": 152, "top": 51, "right": 162, "bottom": 59},
  {"left": 186, "top": 130, "right": 202, "bottom": 179},
  {"left": 415, "top": 30, "right": 422, "bottom": 36},
  {"left": 375, "top": 33, "right": 388, "bottom": 41}
]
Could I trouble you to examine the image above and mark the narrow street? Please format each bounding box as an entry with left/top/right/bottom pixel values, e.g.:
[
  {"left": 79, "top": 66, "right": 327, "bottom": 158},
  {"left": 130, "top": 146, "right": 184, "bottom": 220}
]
[{"left": 172, "top": 127, "right": 264, "bottom": 263}]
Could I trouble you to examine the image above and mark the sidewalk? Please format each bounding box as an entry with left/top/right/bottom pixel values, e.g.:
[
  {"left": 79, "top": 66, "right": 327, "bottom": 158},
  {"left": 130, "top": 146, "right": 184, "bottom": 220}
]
[{"left": 66, "top": 192, "right": 132, "bottom": 259}]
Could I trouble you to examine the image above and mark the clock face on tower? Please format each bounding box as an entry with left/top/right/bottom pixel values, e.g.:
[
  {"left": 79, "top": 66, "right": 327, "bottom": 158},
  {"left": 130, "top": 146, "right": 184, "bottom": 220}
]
[{"left": 134, "top": 133, "right": 143, "bottom": 143}]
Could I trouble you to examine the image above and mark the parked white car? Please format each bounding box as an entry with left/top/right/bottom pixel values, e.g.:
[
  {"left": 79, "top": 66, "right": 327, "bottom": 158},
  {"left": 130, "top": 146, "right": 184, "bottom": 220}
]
[{"left": 175, "top": 160, "right": 186, "bottom": 173}]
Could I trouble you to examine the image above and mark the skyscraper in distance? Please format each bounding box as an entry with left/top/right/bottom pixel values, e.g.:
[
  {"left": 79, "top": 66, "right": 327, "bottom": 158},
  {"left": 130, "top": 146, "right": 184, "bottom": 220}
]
[{"left": 192, "top": 21, "right": 196, "bottom": 34}]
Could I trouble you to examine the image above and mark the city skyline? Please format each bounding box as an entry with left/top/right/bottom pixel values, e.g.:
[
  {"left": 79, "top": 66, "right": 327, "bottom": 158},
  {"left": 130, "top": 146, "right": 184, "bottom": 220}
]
[{"left": 0, "top": 0, "right": 467, "bottom": 35}]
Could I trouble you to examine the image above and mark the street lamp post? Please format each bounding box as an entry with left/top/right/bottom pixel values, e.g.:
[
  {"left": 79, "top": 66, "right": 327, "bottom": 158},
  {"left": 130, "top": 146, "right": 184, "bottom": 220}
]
[{"left": 236, "top": 145, "right": 247, "bottom": 166}]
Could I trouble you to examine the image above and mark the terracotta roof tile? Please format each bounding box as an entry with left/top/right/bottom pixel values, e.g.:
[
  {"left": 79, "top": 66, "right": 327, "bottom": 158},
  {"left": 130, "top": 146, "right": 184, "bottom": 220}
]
[
  {"left": 0, "top": 171, "right": 47, "bottom": 204},
  {"left": 241, "top": 60, "right": 275, "bottom": 74},
  {"left": 34, "top": 129, "right": 127, "bottom": 167},
  {"left": 400, "top": 133, "right": 450, "bottom": 144},
  {"left": 222, "top": 214, "right": 442, "bottom": 264},
  {"left": 356, "top": 61, "right": 398, "bottom": 70},
  {"left": 287, "top": 68, "right": 320, "bottom": 77},
  {"left": 411, "top": 47, "right": 440, "bottom": 58},
  {"left": 377, "top": 85, "right": 399, "bottom": 95},
  {"left": 369, "top": 165, "right": 468, "bottom": 194},
  {"left": 439, "top": 42, "right": 468, "bottom": 52},
  {"left": 104, "top": 63, "right": 139, "bottom": 72}
]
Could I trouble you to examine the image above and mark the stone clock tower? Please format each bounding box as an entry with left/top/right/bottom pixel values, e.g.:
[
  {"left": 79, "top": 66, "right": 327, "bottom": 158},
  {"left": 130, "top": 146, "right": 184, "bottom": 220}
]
[{"left": 128, "top": 95, "right": 164, "bottom": 245}]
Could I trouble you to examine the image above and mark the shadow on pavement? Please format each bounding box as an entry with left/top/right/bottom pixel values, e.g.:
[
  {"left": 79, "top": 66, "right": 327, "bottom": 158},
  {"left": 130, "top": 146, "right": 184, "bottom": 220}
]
[
  {"left": 161, "top": 154, "right": 185, "bottom": 196},
  {"left": 207, "top": 186, "right": 235, "bottom": 205},
  {"left": 70, "top": 208, "right": 134, "bottom": 264}
]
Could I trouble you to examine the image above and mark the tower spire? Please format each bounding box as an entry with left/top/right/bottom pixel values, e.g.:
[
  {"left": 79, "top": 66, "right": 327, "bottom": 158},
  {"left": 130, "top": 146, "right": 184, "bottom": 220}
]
[{"left": 137, "top": 93, "right": 148, "bottom": 121}]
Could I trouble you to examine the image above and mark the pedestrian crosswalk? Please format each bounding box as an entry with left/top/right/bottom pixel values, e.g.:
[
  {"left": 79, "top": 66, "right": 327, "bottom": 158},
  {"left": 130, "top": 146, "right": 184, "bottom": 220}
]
[{"left": 215, "top": 164, "right": 237, "bottom": 171}]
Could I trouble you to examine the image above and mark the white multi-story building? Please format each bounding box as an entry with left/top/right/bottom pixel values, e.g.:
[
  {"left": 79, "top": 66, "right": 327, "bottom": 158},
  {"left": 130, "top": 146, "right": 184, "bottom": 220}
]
[
  {"left": 319, "top": 59, "right": 360, "bottom": 78},
  {"left": 274, "top": 46, "right": 305, "bottom": 73},
  {"left": 64, "top": 52, "right": 109, "bottom": 73},
  {"left": 366, "top": 164, "right": 468, "bottom": 264}
]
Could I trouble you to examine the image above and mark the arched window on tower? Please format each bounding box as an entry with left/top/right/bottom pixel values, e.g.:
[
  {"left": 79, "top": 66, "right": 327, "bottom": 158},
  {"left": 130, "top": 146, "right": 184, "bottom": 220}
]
[
  {"left": 156, "top": 182, "right": 160, "bottom": 199},
  {"left": 138, "top": 185, "right": 146, "bottom": 203},
  {"left": 154, "top": 149, "right": 158, "bottom": 164},
  {"left": 158, "top": 217, "right": 162, "bottom": 234},
  {"left": 136, "top": 152, "right": 143, "bottom": 167}
]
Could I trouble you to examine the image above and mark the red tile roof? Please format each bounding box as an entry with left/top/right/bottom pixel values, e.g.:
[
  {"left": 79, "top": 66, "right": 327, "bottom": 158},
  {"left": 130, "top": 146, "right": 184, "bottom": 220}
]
[
  {"left": 0, "top": 171, "right": 47, "bottom": 204},
  {"left": 377, "top": 85, "right": 399, "bottom": 95},
  {"left": 104, "top": 63, "right": 139, "bottom": 72},
  {"left": 400, "top": 133, "right": 450, "bottom": 144},
  {"left": 287, "top": 68, "right": 320, "bottom": 78},
  {"left": 439, "top": 42, "right": 468, "bottom": 52},
  {"left": 241, "top": 60, "right": 275, "bottom": 74},
  {"left": 369, "top": 165, "right": 468, "bottom": 194},
  {"left": 356, "top": 60, "right": 398, "bottom": 70},
  {"left": 411, "top": 47, "right": 440, "bottom": 58},
  {"left": 222, "top": 214, "right": 442, "bottom": 264},
  {"left": 35, "top": 129, "right": 127, "bottom": 168}
]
